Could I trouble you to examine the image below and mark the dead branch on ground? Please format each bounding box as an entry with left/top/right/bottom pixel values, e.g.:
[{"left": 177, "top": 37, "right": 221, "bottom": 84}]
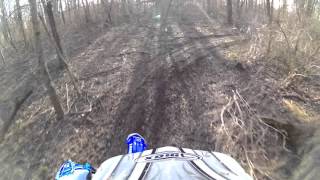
[{"left": 216, "top": 90, "right": 286, "bottom": 178}]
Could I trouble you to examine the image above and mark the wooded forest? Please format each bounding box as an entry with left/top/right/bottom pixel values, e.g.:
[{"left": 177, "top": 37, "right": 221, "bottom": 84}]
[{"left": 0, "top": 0, "right": 319, "bottom": 179}]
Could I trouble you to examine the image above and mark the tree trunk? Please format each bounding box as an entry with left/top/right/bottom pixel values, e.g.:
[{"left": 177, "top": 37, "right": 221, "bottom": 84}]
[
  {"left": 306, "top": 0, "right": 315, "bottom": 16},
  {"left": 0, "top": 0, "right": 9, "bottom": 42},
  {"left": 46, "top": 1, "right": 65, "bottom": 69},
  {"left": 15, "top": 0, "right": 28, "bottom": 47},
  {"left": 101, "top": 0, "right": 113, "bottom": 24},
  {"left": 206, "top": 0, "right": 211, "bottom": 14},
  {"left": 52, "top": 0, "right": 59, "bottom": 15},
  {"left": 266, "top": 0, "right": 273, "bottom": 24},
  {"left": 40, "top": 0, "right": 50, "bottom": 26},
  {"left": 160, "top": 0, "right": 173, "bottom": 31},
  {"left": 121, "top": 0, "right": 129, "bottom": 22},
  {"left": 0, "top": 0, "right": 16, "bottom": 50},
  {"left": 85, "top": 0, "right": 91, "bottom": 20},
  {"left": 66, "top": 0, "right": 71, "bottom": 20},
  {"left": 28, "top": 0, "right": 64, "bottom": 120},
  {"left": 283, "top": 0, "right": 287, "bottom": 11},
  {"left": 236, "top": 0, "right": 241, "bottom": 21},
  {"left": 0, "top": 48, "right": 4, "bottom": 65},
  {"left": 82, "top": 0, "right": 91, "bottom": 23},
  {"left": 59, "top": 0, "right": 66, "bottom": 24},
  {"left": 77, "top": 0, "right": 80, "bottom": 9},
  {"left": 39, "top": 14, "right": 81, "bottom": 96},
  {"left": 227, "top": 0, "right": 233, "bottom": 25}
]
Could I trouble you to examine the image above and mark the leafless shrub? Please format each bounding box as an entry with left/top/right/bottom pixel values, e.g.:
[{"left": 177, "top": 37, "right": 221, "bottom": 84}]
[{"left": 214, "top": 90, "right": 286, "bottom": 179}]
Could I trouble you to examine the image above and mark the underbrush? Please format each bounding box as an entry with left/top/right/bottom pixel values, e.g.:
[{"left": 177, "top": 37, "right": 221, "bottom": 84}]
[
  {"left": 216, "top": 90, "right": 286, "bottom": 179},
  {"left": 249, "top": 16, "right": 320, "bottom": 80},
  {"left": 231, "top": 13, "right": 320, "bottom": 180}
]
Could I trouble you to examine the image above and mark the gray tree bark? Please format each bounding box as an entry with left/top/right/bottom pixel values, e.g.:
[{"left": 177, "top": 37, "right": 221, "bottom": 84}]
[
  {"left": 28, "top": 0, "right": 64, "bottom": 120},
  {"left": 52, "top": 0, "right": 59, "bottom": 15},
  {"left": 0, "top": 0, "right": 16, "bottom": 50},
  {"left": 15, "top": 0, "right": 28, "bottom": 47},
  {"left": 39, "top": 14, "right": 81, "bottom": 96},
  {"left": 0, "top": 48, "right": 4, "bottom": 65},
  {"left": 81, "top": 0, "right": 91, "bottom": 23},
  {"left": 59, "top": 0, "right": 66, "bottom": 24},
  {"left": 0, "top": 0, "right": 9, "bottom": 42},
  {"left": 46, "top": 2, "right": 64, "bottom": 55},
  {"left": 306, "top": 0, "right": 315, "bottom": 16},
  {"left": 227, "top": 0, "right": 233, "bottom": 25},
  {"left": 101, "top": 0, "right": 113, "bottom": 25},
  {"left": 266, "top": 0, "right": 273, "bottom": 24}
]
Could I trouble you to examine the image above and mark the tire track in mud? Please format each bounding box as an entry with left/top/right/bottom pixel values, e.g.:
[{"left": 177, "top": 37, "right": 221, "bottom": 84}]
[
  {"left": 148, "top": 24, "right": 207, "bottom": 147},
  {"left": 157, "top": 23, "right": 221, "bottom": 149},
  {"left": 107, "top": 18, "right": 236, "bottom": 155},
  {"left": 112, "top": 38, "right": 166, "bottom": 152},
  {"left": 107, "top": 25, "right": 163, "bottom": 155}
]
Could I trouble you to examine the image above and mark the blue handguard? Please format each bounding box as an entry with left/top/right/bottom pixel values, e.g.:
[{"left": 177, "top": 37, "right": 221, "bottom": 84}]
[
  {"left": 55, "top": 160, "right": 95, "bottom": 180},
  {"left": 126, "top": 133, "right": 147, "bottom": 154}
]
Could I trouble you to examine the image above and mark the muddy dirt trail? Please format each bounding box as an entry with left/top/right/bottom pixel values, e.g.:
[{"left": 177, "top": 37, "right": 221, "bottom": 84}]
[
  {"left": 72, "top": 11, "right": 259, "bottom": 166},
  {"left": 0, "top": 6, "right": 289, "bottom": 180}
]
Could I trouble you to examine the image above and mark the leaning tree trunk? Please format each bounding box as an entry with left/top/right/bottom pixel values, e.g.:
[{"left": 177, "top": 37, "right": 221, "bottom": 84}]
[
  {"left": 160, "top": 0, "right": 172, "bottom": 32},
  {"left": 46, "top": 1, "right": 65, "bottom": 69},
  {"left": 40, "top": 0, "right": 50, "bottom": 27},
  {"left": 28, "top": 0, "right": 64, "bottom": 120},
  {"left": 15, "top": 0, "right": 28, "bottom": 47}
]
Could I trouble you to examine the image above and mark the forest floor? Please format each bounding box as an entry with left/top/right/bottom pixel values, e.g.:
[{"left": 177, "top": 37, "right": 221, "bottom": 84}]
[{"left": 1, "top": 5, "right": 320, "bottom": 180}]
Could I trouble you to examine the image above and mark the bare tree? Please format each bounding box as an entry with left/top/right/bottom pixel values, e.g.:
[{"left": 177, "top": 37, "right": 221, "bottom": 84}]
[
  {"left": 66, "top": 0, "right": 71, "bottom": 20},
  {"left": 159, "top": 0, "right": 173, "bottom": 31},
  {"left": 52, "top": 0, "right": 59, "bottom": 15},
  {"left": 306, "top": 0, "right": 315, "bottom": 16},
  {"left": 59, "top": 0, "right": 66, "bottom": 24},
  {"left": 283, "top": 0, "right": 287, "bottom": 12},
  {"left": 0, "top": 0, "right": 9, "bottom": 42},
  {"left": 39, "top": 13, "right": 81, "bottom": 96},
  {"left": 46, "top": 1, "right": 65, "bottom": 68},
  {"left": 82, "top": 0, "right": 91, "bottom": 23},
  {"left": 206, "top": 0, "right": 212, "bottom": 14},
  {"left": 0, "top": 0, "right": 16, "bottom": 50},
  {"left": 28, "top": 0, "right": 64, "bottom": 120},
  {"left": 40, "top": 0, "right": 50, "bottom": 27},
  {"left": 236, "top": 0, "right": 241, "bottom": 21},
  {"left": 15, "top": 0, "right": 28, "bottom": 47},
  {"left": 101, "top": 0, "right": 113, "bottom": 25},
  {"left": 227, "top": 0, "right": 233, "bottom": 25},
  {"left": 0, "top": 48, "right": 4, "bottom": 65},
  {"left": 266, "top": 0, "right": 273, "bottom": 24}
]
